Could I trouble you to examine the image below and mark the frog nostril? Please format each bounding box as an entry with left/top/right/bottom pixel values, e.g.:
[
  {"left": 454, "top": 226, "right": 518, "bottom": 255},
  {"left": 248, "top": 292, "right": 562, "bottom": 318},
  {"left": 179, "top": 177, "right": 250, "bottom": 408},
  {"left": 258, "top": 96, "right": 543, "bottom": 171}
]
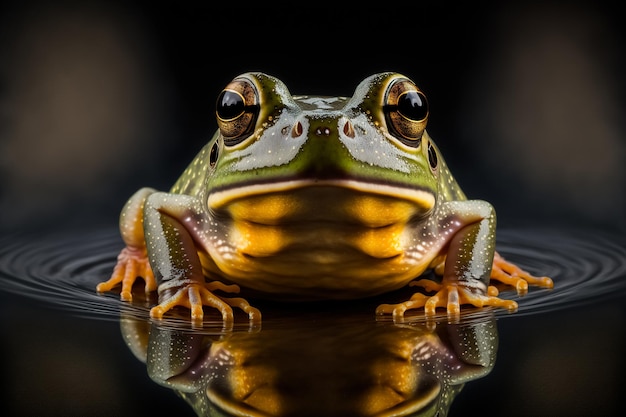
[{"left": 314, "top": 126, "right": 332, "bottom": 136}]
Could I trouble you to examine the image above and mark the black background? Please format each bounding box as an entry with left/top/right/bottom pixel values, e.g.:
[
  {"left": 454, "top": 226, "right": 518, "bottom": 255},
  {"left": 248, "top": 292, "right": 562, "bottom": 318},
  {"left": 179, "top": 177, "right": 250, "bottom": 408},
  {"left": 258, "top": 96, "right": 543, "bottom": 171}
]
[
  {"left": 0, "top": 1, "right": 624, "bottom": 416},
  {"left": 1, "top": 0, "right": 623, "bottom": 233}
]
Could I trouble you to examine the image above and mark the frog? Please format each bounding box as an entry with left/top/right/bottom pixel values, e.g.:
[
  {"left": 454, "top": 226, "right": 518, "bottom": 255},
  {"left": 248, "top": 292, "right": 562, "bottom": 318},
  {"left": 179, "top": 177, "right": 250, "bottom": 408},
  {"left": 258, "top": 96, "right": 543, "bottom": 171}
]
[
  {"left": 120, "top": 311, "right": 500, "bottom": 416},
  {"left": 96, "top": 72, "right": 553, "bottom": 323}
]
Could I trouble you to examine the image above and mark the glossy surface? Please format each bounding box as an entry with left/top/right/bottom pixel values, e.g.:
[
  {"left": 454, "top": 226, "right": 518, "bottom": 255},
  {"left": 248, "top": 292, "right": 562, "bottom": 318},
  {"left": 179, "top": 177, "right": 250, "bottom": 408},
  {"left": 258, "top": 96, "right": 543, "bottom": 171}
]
[
  {"left": 1, "top": 2, "right": 622, "bottom": 416},
  {"left": 96, "top": 73, "right": 552, "bottom": 323},
  {"left": 123, "top": 311, "right": 498, "bottom": 416},
  {"left": 0, "top": 228, "right": 624, "bottom": 416}
]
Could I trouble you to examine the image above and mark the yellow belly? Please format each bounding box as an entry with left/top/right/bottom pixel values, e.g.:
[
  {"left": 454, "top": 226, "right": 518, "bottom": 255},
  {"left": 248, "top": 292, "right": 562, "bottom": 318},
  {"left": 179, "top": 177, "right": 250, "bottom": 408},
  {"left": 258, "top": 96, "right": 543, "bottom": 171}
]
[
  {"left": 201, "top": 238, "right": 430, "bottom": 300},
  {"left": 202, "top": 184, "right": 436, "bottom": 300}
]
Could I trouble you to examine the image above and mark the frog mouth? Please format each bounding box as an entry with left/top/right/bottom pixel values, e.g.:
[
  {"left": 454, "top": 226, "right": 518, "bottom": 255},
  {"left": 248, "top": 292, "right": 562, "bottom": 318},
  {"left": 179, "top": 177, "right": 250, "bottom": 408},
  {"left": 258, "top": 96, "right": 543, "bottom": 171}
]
[{"left": 207, "top": 179, "right": 435, "bottom": 228}]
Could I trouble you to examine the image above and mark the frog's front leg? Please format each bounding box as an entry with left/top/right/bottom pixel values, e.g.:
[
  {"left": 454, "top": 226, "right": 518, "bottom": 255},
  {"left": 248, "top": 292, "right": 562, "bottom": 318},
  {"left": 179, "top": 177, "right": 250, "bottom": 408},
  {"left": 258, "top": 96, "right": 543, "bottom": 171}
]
[
  {"left": 97, "top": 187, "right": 157, "bottom": 300},
  {"left": 377, "top": 201, "right": 517, "bottom": 319},
  {"left": 143, "top": 193, "right": 261, "bottom": 323}
]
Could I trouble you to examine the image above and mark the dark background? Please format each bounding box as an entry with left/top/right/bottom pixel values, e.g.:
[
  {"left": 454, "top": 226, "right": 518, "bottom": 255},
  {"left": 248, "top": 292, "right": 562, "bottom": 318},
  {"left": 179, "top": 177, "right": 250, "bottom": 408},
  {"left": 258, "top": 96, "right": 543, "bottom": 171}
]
[
  {"left": 1, "top": 0, "right": 623, "bottom": 233},
  {"left": 0, "top": 1, "right": 624, "bottom": 416}
]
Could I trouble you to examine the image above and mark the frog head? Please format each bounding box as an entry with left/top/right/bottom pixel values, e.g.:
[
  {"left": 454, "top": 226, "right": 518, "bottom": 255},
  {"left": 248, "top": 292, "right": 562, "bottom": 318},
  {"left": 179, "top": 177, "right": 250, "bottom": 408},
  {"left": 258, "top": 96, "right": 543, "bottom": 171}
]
[{"left": 206, "top": 72, "right": 440, "bottom": 229}]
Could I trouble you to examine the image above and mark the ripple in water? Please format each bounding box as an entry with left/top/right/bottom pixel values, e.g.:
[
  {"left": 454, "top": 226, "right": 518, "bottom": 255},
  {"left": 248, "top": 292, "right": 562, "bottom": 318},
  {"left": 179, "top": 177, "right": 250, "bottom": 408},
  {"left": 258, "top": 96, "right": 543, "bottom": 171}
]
[
  {"left": 0, "top": 227, "right": 624, "bottom": 324},
  {"left": 0, "top": 229, "right": 131, "bottom": 321}
]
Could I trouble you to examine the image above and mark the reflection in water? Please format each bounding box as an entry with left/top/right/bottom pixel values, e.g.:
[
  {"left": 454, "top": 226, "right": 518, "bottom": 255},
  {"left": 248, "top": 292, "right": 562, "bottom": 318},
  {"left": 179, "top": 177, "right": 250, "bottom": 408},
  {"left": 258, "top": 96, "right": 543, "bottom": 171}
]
[
  {"left": 0, "top": 227, "right": 625, "bottom": 415},
  {"left": 120, "top": 308, "right": 498, "bottom": 417}
]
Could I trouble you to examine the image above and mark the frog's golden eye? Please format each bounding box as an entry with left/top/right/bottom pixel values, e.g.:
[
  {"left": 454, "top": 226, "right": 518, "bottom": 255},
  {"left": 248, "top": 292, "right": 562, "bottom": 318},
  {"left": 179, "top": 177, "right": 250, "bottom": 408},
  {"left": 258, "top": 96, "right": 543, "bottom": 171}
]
[
  {"left": 384, "top": 79, "right": 429, "bottom": 146},
  {"left": 216, "top": 79, "right": 259, "bottom": 145}
]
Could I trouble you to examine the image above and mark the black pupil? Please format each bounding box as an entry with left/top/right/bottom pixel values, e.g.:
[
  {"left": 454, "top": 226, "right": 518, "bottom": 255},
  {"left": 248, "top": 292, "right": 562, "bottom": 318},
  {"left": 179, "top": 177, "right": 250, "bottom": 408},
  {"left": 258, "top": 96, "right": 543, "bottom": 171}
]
[
  {"left": 397, "top": 91, "right": 427, "bottom": 121},
  {"left": 217, "top": 90, "right": 245, "bottom": 120}
]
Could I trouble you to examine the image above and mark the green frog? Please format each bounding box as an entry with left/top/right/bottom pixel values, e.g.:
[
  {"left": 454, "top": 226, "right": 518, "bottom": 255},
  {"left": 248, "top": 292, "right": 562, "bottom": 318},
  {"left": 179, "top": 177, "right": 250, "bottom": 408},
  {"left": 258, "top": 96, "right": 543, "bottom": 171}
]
[
  {"left": 120, "top": 312, "right": 500, "bottom": 416},
  {"left": 97, "top": 72, "right": 553, "bottom": 322}
]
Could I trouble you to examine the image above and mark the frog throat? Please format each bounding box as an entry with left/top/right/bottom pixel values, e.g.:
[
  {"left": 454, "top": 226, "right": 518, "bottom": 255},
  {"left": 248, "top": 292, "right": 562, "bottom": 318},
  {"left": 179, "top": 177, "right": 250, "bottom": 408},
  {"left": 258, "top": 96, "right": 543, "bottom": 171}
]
[{"left": 207, "top": 179, "right": 435, "bottom": 228}]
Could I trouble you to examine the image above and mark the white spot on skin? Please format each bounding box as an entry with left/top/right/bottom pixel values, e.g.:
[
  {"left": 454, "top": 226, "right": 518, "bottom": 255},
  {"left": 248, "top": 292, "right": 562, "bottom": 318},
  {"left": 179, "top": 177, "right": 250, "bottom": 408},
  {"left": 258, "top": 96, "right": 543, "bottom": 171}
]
[
  {"left": 227, "top": 117, "right": 308, "bottom": 171},
  {"left": 339, "top": 113, "right": 412, "bottom": 173}
]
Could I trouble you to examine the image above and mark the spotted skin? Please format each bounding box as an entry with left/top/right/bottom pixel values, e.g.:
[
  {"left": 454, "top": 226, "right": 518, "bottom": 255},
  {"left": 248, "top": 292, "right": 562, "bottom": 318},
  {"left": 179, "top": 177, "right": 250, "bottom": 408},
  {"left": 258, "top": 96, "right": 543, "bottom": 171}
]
[{"left": 97, "top": 72, "right": 553, "bottom": 323}]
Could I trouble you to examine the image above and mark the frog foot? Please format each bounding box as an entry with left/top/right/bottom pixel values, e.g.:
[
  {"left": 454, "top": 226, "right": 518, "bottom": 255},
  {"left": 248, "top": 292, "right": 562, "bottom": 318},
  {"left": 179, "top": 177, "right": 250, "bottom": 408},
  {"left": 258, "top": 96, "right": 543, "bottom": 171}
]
[
  {"left": 97, "top": 246, "right": 156, "bottom": 301},
  {"left": 491, "top": 252, "right": 554, "bottom": 295},
  {"left": 376, "top": 279, "right": 518, "bottom": 320},
  {"left": 149, "top": 280, "right": 262, "bottom": 324}
]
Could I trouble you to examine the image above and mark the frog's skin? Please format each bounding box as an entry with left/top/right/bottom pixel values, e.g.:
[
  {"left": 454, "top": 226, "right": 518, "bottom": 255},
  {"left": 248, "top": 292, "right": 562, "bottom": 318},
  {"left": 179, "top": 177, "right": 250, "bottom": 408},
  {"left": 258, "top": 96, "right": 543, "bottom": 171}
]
[
  {"left": 97, "top": 72, "right": 553, "bottom": 322},
  {"left": 120, "top": 312, "right": 499, "bottom": 416}
]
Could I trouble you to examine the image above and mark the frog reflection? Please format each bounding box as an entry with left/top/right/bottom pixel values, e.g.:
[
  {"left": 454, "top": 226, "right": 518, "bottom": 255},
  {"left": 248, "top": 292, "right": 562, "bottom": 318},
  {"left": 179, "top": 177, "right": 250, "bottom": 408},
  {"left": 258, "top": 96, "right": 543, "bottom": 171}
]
[{"left": 120, "top": 308, "right": 498, "bottom": 417}]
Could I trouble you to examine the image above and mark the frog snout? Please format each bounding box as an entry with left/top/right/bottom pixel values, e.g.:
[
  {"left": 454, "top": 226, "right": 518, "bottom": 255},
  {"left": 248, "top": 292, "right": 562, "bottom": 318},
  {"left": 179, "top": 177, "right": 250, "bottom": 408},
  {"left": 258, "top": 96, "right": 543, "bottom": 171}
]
[
  {"left": 308, "top": 118, "right": 356, "bottom": 139},
  {"left": 313, "top": 125, "right": 333, "bottom": 137}
]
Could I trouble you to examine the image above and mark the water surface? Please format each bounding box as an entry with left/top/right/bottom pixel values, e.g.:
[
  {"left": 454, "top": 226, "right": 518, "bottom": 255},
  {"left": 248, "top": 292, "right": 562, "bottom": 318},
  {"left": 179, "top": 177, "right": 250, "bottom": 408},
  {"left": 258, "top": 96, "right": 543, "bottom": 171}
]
[{"left": 0, "top": 227, "right": 624, "bottom": 416}]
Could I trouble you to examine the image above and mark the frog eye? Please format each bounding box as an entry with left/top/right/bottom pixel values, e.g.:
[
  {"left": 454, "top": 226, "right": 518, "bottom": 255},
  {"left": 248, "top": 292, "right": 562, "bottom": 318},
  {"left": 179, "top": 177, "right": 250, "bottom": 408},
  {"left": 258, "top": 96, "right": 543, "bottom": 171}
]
[
  {"left": 384, "top": 79, "right": 429, "bottom": 146},
  {"left": 216, "top": 78, "right": 259, "bottom": 145}
]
